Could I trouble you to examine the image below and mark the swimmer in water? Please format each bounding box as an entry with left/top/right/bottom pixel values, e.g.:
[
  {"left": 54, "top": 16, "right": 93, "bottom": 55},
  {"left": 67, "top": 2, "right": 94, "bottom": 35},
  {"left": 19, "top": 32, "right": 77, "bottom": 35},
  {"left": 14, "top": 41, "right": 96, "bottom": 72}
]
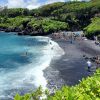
[
  {"left": 21, "top": 52, "right": 28, "bottom": 56},
  {"left": 50, "top": 42, "right": 52, "bottom": 45},
  {"left": 25, "top": 52, "right": 28, "bottom": 55}
]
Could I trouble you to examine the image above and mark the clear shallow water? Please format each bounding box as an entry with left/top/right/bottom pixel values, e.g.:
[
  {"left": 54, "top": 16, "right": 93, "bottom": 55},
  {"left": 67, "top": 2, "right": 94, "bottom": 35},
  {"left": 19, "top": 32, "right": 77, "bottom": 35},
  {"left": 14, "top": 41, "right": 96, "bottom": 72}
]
[{"left": 0, "top": 32, "right": 64, "bottom": 100}]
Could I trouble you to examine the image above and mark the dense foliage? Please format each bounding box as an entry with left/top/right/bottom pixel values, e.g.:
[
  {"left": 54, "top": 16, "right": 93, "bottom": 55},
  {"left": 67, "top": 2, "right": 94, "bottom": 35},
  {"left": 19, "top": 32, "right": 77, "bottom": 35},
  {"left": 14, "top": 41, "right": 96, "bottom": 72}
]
[
  {"left": 0, "top": 16, "right": 68, "bottom": 34},
  {"left": 28, "top": 18, "right": 68, "bottom": 33},
  {"left": 84, "top": 17, "right": 100, "bottom": 38},
  {"left": 0, "top": 16, "right": 30, "bottom": 29},
  {"left": 14, "top": 68, "right": 100, "bottom": 100},
  {"left": 0, "top": 0, "right": 100, "bottom": 36},
  {"left": 0, "top": 8, "right": 30, "bottom": 17}
]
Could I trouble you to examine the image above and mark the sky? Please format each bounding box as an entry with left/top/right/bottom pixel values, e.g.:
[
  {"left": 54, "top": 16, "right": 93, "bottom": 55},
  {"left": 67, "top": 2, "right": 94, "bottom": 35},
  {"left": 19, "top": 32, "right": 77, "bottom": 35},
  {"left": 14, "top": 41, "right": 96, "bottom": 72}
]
[{"left": 0, "top": 0, "right": 90, "bottom": 9}]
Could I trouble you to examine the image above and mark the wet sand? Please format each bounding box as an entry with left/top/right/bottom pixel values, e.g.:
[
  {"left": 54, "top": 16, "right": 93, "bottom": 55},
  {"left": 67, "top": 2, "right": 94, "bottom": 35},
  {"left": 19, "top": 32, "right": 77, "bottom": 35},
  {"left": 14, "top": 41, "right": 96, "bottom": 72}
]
[{"left": 44, "top": 37, "right": 100, "bottom": 90}]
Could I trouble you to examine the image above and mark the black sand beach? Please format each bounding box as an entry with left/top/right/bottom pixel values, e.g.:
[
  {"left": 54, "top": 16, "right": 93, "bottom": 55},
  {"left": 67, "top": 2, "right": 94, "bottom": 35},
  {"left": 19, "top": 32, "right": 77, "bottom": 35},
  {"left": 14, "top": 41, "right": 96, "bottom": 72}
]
[{"left": 44, "top": 37, "right": 100, "bottom": 90}]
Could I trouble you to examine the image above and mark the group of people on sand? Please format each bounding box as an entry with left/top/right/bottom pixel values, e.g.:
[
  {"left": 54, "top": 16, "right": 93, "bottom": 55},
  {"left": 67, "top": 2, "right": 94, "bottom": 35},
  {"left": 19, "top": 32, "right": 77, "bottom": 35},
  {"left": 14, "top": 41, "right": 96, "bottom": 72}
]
[{"left": 52, "top": 32, "right": 84, "bottom": 43}]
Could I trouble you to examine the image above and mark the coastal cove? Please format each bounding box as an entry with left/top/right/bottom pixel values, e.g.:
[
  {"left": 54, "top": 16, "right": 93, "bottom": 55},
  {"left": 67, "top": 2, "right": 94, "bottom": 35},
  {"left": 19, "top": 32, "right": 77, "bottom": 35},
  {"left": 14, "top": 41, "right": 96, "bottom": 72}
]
[
  {"left": 0, "top": 32, "right": 64, "bottom": 100},
  {"left": 11, "top": 32, "right": 100, "bottom": 99},
  {"left": 0, "top": 0, "right": 100, "bottom": 99},
  {"left": 0, "top": 31, "right": 100, "bottom": 99}
]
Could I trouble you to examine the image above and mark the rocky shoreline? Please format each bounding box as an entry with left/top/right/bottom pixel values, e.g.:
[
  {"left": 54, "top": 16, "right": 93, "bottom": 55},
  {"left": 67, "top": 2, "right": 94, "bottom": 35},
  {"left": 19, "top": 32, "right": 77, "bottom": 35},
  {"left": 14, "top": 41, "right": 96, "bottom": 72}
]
[{"left": 0, "top": 27, "right": 50, "bottom": 36}]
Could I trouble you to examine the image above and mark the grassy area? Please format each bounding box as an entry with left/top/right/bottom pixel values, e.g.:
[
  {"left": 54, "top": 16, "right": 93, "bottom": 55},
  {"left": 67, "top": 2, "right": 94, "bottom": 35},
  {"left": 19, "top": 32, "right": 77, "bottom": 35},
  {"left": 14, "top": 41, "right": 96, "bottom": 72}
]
[{"left": 0, "top": 17, "right": 68, "bottom": 33}]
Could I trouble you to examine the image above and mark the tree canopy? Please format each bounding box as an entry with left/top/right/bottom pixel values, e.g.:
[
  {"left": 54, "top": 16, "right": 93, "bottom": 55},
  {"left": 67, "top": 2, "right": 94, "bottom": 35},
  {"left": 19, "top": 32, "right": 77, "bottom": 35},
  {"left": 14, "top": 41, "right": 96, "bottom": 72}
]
[
  {"left": 84, "top": 17, "right": 100, "bottom": 38},
  {"left": 0, "top": 0, "right": 100, "bottom": 36}
]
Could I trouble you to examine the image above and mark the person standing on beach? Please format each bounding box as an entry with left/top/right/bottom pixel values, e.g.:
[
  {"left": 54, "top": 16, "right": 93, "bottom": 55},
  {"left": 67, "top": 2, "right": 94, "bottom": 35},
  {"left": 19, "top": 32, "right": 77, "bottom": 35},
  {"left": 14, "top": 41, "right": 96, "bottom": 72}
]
[{"left": 87, "top": 60, "right": 92, "bottom": 72}]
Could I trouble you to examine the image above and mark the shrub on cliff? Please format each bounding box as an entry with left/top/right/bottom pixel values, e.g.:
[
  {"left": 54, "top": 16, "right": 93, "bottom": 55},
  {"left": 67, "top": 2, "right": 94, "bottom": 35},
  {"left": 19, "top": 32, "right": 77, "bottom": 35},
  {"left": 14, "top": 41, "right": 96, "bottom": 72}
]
[
  {"left": 28, "top": 18, "right": 69, "bottom": 33},
  {"left": 0, "top": 16, "right": 30, "bottom": 29},
  {"left": 84, "top": 17, "right": 100, "bottom": 38}
]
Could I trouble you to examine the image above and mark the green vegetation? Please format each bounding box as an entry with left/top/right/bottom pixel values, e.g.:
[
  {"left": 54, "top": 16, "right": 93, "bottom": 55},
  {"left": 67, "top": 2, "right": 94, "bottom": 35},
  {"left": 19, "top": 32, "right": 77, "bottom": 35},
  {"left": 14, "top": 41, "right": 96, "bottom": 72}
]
[
  {"left": 14, "top": 68, "right": 100, "bottom": 100},
  {"left": 84, "top": 17, "right": 100, "bottom": 38},
  {"left": 28, "top": 18, "right": 68, "bottom": 33},
  {"left": 0, "top": 8, "right": 29, "bottom": 17},
  {"left": 0, "top": 16, "right": 30, "bottom": 29},
  {"left": 0, "top": 0, "right": 100, "bottom": 36},
  {"left": 0, "top": 16, "right": 68, "bottom": 34},
  {"left": 29, "top": 0, "right": 100, "bottom": 31}
]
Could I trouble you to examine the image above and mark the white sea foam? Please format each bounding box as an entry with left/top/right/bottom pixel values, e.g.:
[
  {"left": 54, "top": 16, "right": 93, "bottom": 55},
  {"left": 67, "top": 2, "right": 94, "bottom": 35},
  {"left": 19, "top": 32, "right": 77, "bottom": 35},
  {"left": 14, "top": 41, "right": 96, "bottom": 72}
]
[
  {"left": 22, "top": 37, "right": 65, "bottom": 89},
  {"left": 0, "top": 36, "right": 64, "bottom": 99}
]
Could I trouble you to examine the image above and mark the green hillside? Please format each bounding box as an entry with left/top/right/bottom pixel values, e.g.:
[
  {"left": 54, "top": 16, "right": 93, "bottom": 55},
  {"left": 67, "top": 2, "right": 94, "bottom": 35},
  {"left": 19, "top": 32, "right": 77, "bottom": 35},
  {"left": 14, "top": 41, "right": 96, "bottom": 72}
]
[
  {"left": 84, "top": 17, "right": 100, "bottom": 38},
  {"left": 0, "top": 0, "right": 100, "bottom": 37}
]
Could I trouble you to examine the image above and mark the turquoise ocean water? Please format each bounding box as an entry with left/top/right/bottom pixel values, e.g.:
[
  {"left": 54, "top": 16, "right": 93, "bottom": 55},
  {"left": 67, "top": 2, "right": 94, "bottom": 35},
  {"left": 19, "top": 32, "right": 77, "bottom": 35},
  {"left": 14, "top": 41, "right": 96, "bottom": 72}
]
[{"left": 0, "top": 32, "right": 64, "bottom": 100}]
